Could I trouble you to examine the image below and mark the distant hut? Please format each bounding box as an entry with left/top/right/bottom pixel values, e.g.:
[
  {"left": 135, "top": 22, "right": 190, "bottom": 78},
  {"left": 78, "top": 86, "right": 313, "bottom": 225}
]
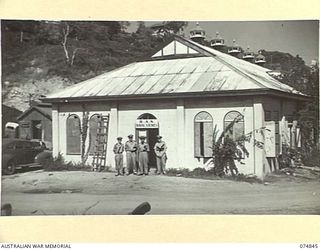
[
  {"left": 242, "top": 46, "right": 255, "bottom": 63},
  {"left": 17, "top": 102, "right": 52, "bottom": 148},
  {"left": 210, "top": 32, "right": 226, "bottom": 52},
  {"left": 255, "top": 50, "right": 266, "bottom": 66},
  {"left": 228, "top": 39, "right": 242, "bottom": 58},
  {"left": 189, "top": 22, "right": 206, "bottom": 44},
  {"left": 2, "top": 104, "right": 22, "bottom": 138}
]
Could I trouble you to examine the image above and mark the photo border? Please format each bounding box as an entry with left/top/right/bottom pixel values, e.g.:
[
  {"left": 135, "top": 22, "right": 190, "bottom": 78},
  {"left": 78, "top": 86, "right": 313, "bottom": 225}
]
[{"left": 0, "top": 0, "right": 319, "bottom": 243}]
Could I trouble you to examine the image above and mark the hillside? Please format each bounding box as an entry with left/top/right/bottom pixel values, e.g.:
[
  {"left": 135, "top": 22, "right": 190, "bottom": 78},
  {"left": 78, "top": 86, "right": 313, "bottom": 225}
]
[{"left": 1, "top": 21, "right": 170, "bottom": 111}]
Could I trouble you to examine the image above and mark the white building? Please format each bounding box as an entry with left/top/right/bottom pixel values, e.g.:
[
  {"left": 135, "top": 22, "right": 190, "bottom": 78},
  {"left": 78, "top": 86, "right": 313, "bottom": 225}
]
[{"left": 44, "top": 36, "right": 309, "bottom": 178}]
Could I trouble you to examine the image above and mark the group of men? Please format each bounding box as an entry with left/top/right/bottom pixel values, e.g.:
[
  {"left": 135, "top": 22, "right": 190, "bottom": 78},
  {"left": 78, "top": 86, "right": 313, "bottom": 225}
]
[{"left": 113, "top": 134, "right": 167, "bottom": 176}]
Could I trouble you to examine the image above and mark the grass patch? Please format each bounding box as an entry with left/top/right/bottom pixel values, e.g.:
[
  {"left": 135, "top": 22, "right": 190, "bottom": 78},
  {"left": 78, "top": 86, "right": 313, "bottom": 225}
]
[
  {"left": 166, "top": 167, "right": 262, "bottom": 184},
  {"left": 42, "top": 153, "right": 112, "bottom": 172}
]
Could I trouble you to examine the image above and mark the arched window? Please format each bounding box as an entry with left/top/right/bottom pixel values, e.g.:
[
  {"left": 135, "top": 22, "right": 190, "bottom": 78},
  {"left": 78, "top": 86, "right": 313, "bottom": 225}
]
[
  {"left": 137, "top": 113, "right": 157, "bottom": 119},
  {"left": 66, "top": 114, "right": 81, "bottom": 154},
  {"left": 194, "top": 111, "right": 213, "bottom": 157},
  {"left": 224, "top": 111, "right": 244, "bottom": 141},
  {"left": 89, "top": 114, "right": 101, "bottom": 154}
]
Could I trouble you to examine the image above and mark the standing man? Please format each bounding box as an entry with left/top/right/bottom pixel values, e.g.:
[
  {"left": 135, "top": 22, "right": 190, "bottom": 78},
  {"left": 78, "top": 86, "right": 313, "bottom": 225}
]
[
  {"left": 154, "top": 135, "right": 167, "bottom": 175},
  {"left": 113, "top": 137, "right": 124, "bottom": 176},
  {"left": 138, "top": 136, "right": 150, "bottom": 175},
  {"left": 125, "top": 134, "right": 138, "bottom": 175}
]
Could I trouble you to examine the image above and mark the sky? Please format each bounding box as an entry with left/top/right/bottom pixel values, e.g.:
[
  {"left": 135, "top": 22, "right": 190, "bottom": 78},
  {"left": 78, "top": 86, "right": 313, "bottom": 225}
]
[{"left": 127, "top": 20, "right": 319, "bottom": 65}]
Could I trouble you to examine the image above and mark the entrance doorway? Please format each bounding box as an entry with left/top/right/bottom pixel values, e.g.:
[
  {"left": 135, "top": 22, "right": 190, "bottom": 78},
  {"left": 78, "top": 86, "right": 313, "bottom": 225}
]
[
  {"left": 135, "top": 113, "right": 159, "bottom": 168},
  {"left": 31, "top": 120, "right": 42, "bottom": 140}
]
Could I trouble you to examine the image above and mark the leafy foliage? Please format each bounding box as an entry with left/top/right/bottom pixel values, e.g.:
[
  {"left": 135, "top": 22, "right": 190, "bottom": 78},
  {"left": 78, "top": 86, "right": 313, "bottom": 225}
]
[
  {"left": 166, "top": 167, "right": 262, "bottom": 184},
  {"left": 1, "top": 20, "right": 180, "bottom": 84},
  {"left": 42, "top": 152, "right": 112, "bottom": 172},
  {"left": 211, "top": 114, "right": 250, "bottom": 177},
  {"left": 42, "top": 152, "right": 91, "bottom": 172}
]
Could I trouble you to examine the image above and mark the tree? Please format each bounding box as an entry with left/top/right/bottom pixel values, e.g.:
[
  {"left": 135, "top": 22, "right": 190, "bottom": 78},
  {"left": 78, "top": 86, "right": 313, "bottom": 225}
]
[
  {"left": 61, "top": 23, "right": 82, "bottom": 66},
  {"left": 211, "top": 114, "right": 252, "bottom": 177},
  {"left": 79, "top": 108, "right": 92, "bottom": 165},
  {"left": 136, "top": 21, "right": 147, "bottom": 34},
  {"left": 163, "top": 21, "right": 188, "bottom": 34},
  {"left": 297, "top": 66, "right": 319, "bottom": 152},
  {"left": 2, "top": 20, "right": 40, "bottom": 43}
]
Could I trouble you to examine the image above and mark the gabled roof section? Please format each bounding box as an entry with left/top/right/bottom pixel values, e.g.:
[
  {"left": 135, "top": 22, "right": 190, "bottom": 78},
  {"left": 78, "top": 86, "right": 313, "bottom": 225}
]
[
  {"left": 44, "top": 36, "right": 307, "bottom": 103},
  {"left": 152, "top": 39, "right": 200, "bottom": 58},
  {"left": 17, "top": 106, "right": 52, "bottom": 121}
]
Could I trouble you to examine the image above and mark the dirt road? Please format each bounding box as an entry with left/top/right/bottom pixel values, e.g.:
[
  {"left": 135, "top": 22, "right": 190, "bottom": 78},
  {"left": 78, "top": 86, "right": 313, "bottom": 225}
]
[{"left": 1, "top": 170, "right": 320, "bottom": 215}]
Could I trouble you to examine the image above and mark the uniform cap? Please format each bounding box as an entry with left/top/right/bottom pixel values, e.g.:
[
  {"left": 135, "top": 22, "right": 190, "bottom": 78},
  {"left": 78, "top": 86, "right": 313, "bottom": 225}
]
[
  {"left": 139, "top": 135, "right": 146, "bottom": 139},
  {"left": 117, "top": 137, "right": 123, "bottom": 140},
  {"left": 156, "top": 135, "right": 162, "bottom": 139},
  {"left": 128, "top": 134, "right": 134, "bottom": 138}
]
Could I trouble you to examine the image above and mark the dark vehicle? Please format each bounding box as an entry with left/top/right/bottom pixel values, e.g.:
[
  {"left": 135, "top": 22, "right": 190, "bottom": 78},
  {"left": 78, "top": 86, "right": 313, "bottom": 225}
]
[{"left": 2, "top": 138, "right": 52, "bottom": 175}]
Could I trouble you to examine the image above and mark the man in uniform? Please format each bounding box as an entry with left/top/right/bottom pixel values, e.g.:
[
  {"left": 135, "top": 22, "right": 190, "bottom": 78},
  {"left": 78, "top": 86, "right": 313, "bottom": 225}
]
[
  {"left": 138, "top": 136, "right": 150, "bottom": 175},
  {"left": 154, "top": 135, "right": 167, "bottom": 175},
  {"left": 125, "top": 134, "right": 138, "bottom": 175},
  {"left": 113, "top": 137, "right": 124, "bottom": 176}
]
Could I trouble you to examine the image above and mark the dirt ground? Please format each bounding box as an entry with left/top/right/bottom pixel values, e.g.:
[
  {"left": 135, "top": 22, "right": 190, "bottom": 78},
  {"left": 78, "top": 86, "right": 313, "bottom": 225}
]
[{"left": 1, "top": 169, "right": 320, "bottom": 215}]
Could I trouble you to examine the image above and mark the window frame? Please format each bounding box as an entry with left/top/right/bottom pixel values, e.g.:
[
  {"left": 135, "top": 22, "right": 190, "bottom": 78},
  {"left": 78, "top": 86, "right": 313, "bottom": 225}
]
[
  {"left": 66, "top": 114, "right": 81, "bottom": 155},
  {"left": 223, "top": 111, "right": 245, "bottom": 141},
  {"left": 194, "top": 111, "right": 213, "bottom": 158},
  {"left": 88, "top": 114, "right": 102, "bottom": 155}
]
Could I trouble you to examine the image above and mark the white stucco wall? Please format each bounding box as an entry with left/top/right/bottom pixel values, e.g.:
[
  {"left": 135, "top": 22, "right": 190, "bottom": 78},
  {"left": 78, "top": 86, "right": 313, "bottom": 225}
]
[
  {"left": 183, "top": 98, "right": 255, "bottom": 175},
  {"left": 52, "top": 94, "right": 303, "bottom": 179},
  {"left": 117, "top": 100, "right": 178, "bottom": 169},
  {"left": 53, "top": 97, "right": 265, "bottom": 176},
  {"left": 53, "top": 102, "right": 111, "bottom": 164}
]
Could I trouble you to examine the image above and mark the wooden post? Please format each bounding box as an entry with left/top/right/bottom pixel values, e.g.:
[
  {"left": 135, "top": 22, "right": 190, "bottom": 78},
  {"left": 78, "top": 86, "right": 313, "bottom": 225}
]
[
  {"left": 292, "top": 120, "right": 298, "bottom": 149},
  {"left": 52, "top": 104, "right": 60, "bottom": 158},
  {"left": 106, "top": 102, "right": 118, "bottom": 168},
  {"left": 176, "top": 99, "right": 185, "bottom": 168},
  {"left": 253, "top": 102, "right": 265, "bottom": 178}
]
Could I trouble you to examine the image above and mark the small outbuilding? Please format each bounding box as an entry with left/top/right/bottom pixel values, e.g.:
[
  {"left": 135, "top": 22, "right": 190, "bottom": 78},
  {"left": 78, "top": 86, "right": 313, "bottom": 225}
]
[
  {"left": 17, "top": 102, "right": 52, "bottom": 148},
  {"left": 44, "top": 36, "right": 308, "bottom": 178},
  {"left": 2, "top": 104, "right": 22, "bottom": 138}
]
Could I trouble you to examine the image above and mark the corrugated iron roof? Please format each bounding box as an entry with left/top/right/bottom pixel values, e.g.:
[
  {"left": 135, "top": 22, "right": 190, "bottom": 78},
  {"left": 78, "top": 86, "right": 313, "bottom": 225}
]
[{"left": 45, "top": 36, "right": 305, "bottom": 101}]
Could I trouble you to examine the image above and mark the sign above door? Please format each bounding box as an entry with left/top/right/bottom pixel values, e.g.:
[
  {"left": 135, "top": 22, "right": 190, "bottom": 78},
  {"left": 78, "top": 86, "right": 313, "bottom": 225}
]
[{"left": 136, "top": 119, "right": 159, "bottom": 128}]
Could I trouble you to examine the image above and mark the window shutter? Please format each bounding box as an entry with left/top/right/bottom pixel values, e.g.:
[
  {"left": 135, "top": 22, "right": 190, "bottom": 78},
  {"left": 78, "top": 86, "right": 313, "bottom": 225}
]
[
  {"left": 67, "top": 115, "right": 81, "bottom": 154},
  {"left": 203, "top": 122, "right": 213, "bottom": 157},
  {"left": 194, "top": 122, "right": 201, "bottom": 157},
  {"left": 194, "top": 111, "right": 213, "bottom": 158},
  {"left": 89, "top": 114, "right": 101, "bottom": 153}
]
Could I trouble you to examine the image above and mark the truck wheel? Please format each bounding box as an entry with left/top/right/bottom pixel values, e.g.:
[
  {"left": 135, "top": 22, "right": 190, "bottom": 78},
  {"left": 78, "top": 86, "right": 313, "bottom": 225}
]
[{"left": 3, "top": 161, "right": 16, "bottom": 175}]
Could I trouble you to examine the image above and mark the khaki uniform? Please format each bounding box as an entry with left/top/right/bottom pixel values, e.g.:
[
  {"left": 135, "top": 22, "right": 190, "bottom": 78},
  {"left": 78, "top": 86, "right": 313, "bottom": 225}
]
[
  {"left": 138, "top": 142, "right": 150, "bottom": 174},
  {"left": 154, "top": 141, "right": 167, "bottom": 174},
  {"left": 125, "top": 140, "right": 138, "bottom": 174},
  {"left": 113, "top": 142, "right": 124, "bottom": 174}
]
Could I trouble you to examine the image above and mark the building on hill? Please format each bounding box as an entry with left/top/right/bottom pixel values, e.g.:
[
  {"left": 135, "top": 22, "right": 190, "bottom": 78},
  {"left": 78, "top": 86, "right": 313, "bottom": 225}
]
[
  {"left": 44, "top": 35, "right": 309, "bottom": 179},
  {"left": 17, "top": 102, "right": 52, "bottom": 148},
  {"left": 242, "top": 46, "right": 255, "bottom": 63},
  {"left": 228, "top": 39, "right": 242, "bottom": 58},
  {"left": 189, "top": 22, "right": 206, "bottom": 44},
  {"left": 255, "top": 50, "right": 267, "bottom": 66},
  {"left": 210, "top": 32, "right": 226, "bottom": 52},
  {"left": 149, "top": 22, "right": 175, "bottom": 38},
  {"left": 2, "top": 104, "right": 22, "bottom": 138}
]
